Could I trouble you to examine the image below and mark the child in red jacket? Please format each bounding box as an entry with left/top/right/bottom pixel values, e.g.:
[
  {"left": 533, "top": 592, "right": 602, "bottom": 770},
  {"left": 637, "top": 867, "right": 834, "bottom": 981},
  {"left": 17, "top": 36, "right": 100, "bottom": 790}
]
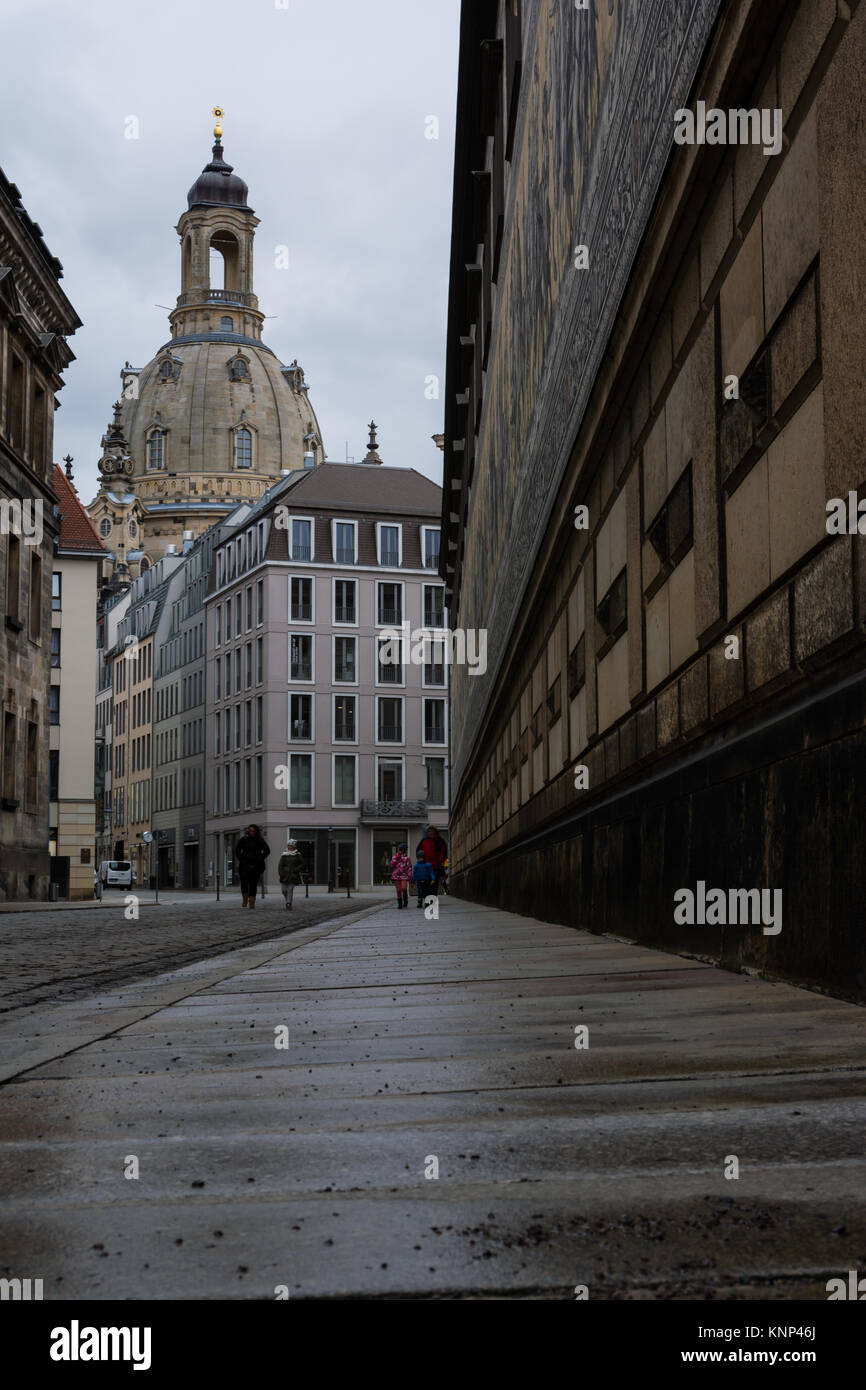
[{"left": 389, "top": 843, "right": 412, "bottom": 909}]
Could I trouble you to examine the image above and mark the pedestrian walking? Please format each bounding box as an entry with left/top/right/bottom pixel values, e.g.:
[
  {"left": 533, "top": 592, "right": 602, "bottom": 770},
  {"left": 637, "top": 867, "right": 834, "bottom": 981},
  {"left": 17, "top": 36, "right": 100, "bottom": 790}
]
[
  {"left": 277, "top": 838, "right": 305, "bottom": 910},
  {"left": 411, "top": 850, "right": 436, "bottom": 910},
  {"left": 416, "top": 825, "right": 447, "bottom": 895},
  {"left": 235, "top": 824, "right": 271, "bottom": 908},
  {"left": 389, "top": 842, "right": 413, "bottom": 909}
]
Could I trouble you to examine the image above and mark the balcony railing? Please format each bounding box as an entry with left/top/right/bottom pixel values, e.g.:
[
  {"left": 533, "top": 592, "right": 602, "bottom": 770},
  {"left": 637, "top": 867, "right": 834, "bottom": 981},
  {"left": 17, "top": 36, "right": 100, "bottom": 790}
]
[
  {"left": 291, "top": 663, "right": 312, "bottom": 681},
  {"left": 291, "top": 545, "right": 311, "bottom": 561},
  {"left": 378, "top": 724, "right": 403, "bottom": 742},
  {"left": 291, "top": 720, "right": 312, "bottom": 739},
  {"left": 361, "top": 799, "right": 427, "bottom": 820},
  {"left": 378, "top": 608, "right": 402, "bottom": 625},
  {"left": 335, "top": 605, "right": 355, "bottom": 623},
  {"left": 425, "top": 726, "right": 446, "bottom": 743},
  {"left": 377, "top": 665, "right": 402, "bottom": 684},
  {"left": 176, "top": 289, "right": 256, "bottom": 308},
  {"left": 336, "top": 547, "right": 356, "bottom": 564},
  {"left": 380, "top": 550, "right": 400, "bottom": 568},
  {"left": 291, "top": 604, "right": 312, "bottom": 621}
]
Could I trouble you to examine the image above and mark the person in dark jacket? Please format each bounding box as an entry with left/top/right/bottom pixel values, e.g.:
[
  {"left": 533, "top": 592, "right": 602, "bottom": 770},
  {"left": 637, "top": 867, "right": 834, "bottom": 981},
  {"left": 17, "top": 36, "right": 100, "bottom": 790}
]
[
  {"left": 416, "top": 826, "right": 447, "bottom": 895},
  {"left": 277, "top": 838, "right": 305, "bottom": 910},
  {"left": 235, "top": 825, "right": 271, "bottom": 908}
]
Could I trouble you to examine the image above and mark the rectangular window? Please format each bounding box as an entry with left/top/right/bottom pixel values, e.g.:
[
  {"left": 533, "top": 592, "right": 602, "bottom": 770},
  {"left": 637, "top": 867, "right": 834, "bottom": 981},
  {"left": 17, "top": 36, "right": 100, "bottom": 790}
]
[
  {"left": 334, "top": 579, "right": 356, "bottom": 624},
  {"left": 377, "top": 759, "right": 403, "bottom": 801},
  {"left": 233, "top": 761, "right": 241, "bottom": 812},
  {"left": 333, "top": 755, "right": 356, "bottom": 806},
  {"left": 256, "top": 578, "right": 264, "bottom": 625},
  {"left": 224, "top": 657, "right": 231, "bottom": 699},
  {"left": 290, "top": 633, "right": 313, "bottom": 682},
  {"left": 48, "top": 747, "right": 59, "bottom": 802},
  {"left": 291, "top": 576, "right": 313, "bottom": 622},
  {"left": 290, "top": 692, "right": 313, "bottom": 741},
  {"left": 422, "top": 527, "right": 441, "bottom": 570},
  {"left": 30, "top": 382, "right": 46, "bottom": 473},
  {"left": 334, "top": 635, "right": 357, "bottom": 683},
  {"left": 245, "top": 586, "right": 252, "bottom": 631},
  {"left": 425, "top": 757, "right": 446, "bottom": 806},
  {"left": 245, "top": 700, "right": 252, "bottom": 747},
  {"left": 424, "top": 698, "right": 446, "bottom": 744},
  {"left": 289, "top": 753, "right": 313, "bottom": 805},
  {"left": 377, "top": 582, "right": 402, "bottom": 626},
  {"left": 244, "top": 759, "right": 251, "bottom": 809},
  {"left": 423, "top": 636, "right": 446, "bottom": 686},
  {"left": 290, "top": 518, "right": 312, "bottom": 562},
  {"left": 378, "top": 524, "right": 400, "bottom": 567},
  {"left": 225, "top": 598, "right": 232, "bottom": 641},
  {"left": 233, "top": 704, "right": 241, "bottom": 750},
  {"left": 215, "top": 606, "right": 222, "bottom": 646},
  {"left": 256, "top": 636, "right": 263, "bottom": 684},
  {"left": 234, "top": 648, "right": 241, "bottom": 693},
  {"left": 28, "top": 554, "right": 42, "bottom": 640},
  {"left": 377, "top": 697, "right": 403, "bottom": 743},
  {"left": 26, "top": 720, "right": 38, "bottom": 808},
  {"left": 215, "top": 712, "right": 221, "bottom": 755},
  {"left": 334, "top": 694, "right": 356, "bottom": 742},
  {"left": 234, "top": 592, "right": 242, "bottom": 637},
  {"left": 423, "top": 584, "right": 445, "bottom": 628},
  {"left": 52, "top": 571, "right": 62, "bottom": 610},
  {"left": 377, "top": 635, "right": 403, "bottom": 685},
  {"left": 334, "top": 521, "right": 356, "bottom": 565},
  {"left": 245, "top": 642, "right": 252, "bottom": 689},
  {"left": 224, "top": 708, "right": 230, "bottom": 752},
  {"left": 50, "top": 628, "right": 61, "bottom": 668},
  {"left": 255, "top": 754, "right": 263, "bottom": 807},
  {"left": 49, "top": 685, "right": 60, "bottom": 725},
  {"left": 256, "top": 695, "right": 263, "bottom": 744},
  {"left": 6, "top": 533, "right": 21, "bottom": 622}
]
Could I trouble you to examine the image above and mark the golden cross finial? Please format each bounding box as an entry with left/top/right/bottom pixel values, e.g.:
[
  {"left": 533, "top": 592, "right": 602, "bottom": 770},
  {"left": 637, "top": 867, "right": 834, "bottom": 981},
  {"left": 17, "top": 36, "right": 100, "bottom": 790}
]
[{"left": 212, "top": 106, "right": 224, "bottom": 141}]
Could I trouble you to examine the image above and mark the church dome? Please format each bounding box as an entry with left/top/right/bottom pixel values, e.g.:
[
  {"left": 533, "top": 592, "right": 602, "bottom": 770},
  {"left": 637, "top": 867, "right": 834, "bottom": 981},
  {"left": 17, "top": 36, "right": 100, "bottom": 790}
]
[{"left": 187, "top": 142, "right": 250, "bottom": 211}]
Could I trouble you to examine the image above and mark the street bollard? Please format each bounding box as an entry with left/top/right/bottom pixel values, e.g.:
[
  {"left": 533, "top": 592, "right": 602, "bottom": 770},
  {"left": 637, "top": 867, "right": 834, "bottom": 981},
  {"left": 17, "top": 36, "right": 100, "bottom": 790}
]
[
  {"left": 304, "top": 875, "right": 309, "bottom": 899},
  {"left": 216, "top": 871, "right": 220, "bottom": 903}
]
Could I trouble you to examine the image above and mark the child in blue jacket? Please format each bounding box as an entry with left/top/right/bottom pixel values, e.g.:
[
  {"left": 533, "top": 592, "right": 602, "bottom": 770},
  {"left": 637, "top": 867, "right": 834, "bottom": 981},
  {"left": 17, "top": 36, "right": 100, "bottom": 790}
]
[{"left": 411, "top": 851, "right": 436, "bottom": 909}]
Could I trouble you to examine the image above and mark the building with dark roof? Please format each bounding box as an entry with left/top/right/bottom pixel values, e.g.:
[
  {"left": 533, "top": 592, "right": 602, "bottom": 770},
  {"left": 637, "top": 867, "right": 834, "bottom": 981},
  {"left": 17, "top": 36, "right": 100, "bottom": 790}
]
[
  {"left": 49, "top": 465, "right": 105, "bottom": 898},
  {"left": 204, "top": 461, "right": 449, "bottom": 891}
]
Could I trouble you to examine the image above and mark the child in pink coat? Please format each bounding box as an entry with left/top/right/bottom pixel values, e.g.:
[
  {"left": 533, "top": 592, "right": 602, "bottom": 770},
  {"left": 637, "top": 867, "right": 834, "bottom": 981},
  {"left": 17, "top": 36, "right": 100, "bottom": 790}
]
[{"left": 389, "top": 843, "right": 412, "bottom": 909}]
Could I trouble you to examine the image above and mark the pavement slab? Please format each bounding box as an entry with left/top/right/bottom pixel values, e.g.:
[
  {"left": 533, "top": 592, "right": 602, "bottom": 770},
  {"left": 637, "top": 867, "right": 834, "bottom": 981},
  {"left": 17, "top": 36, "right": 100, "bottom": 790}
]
[{"left": 0, "top": 896, "right": 864, "bottom": 1299}]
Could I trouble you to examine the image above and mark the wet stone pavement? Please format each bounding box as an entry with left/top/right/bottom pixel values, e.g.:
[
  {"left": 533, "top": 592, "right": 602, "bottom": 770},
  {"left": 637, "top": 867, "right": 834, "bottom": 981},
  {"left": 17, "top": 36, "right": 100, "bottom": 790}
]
[{"left": 0, "top": 896, "right": 865, "bottom": 1299}]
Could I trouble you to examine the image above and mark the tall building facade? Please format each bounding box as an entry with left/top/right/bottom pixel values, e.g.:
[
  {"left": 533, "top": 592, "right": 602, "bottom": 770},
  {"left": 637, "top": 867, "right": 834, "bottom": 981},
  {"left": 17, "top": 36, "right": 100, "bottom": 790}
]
[
  {"left": 87, "top": 115, "right": 325, "bottom": 580},
  {"left": 49, "top": 465, "right": 104, "bottom": 899},
  {"left": 0, "top": 167, "right": 81, "bottom": 901},
  {"left": 443, "top": 0, "right": 866, "bottom": 997},
  {"left": 205, "top": 462, "right": 448, "bottom": 890}
]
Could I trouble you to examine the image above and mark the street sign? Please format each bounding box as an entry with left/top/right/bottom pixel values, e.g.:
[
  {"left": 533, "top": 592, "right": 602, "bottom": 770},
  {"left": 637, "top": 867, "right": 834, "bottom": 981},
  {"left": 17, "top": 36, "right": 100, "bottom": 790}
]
[{"left": 142, "top": 831, "right": 154, "bottom": 843}]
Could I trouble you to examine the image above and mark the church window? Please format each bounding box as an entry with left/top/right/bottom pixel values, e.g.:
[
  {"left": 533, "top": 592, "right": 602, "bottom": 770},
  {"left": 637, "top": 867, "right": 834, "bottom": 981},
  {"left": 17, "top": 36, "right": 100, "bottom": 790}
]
[
  {"left": 234, "top": 427, "right": 253, "bottom": 470},
  {"left": 147, "top": 428, "right": 166, "bottom": 470},
  {"left": 129, "top": 519, "right": 137, "bottom": 538},
  {"left": 99, "top": 519, "right": 111, "bottom": 538},
  {"left": 159, "top": 360, "right": 173, "bottom": 381},
  {"left": 221, "top": 316, "right": 234, "bottom": 331}
]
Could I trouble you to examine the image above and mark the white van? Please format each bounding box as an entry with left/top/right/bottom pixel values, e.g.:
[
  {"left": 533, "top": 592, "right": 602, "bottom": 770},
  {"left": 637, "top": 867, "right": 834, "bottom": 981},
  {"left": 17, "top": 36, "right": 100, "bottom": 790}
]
[{"left": 98, "top": 860, "right": 134, "bottom": 889}]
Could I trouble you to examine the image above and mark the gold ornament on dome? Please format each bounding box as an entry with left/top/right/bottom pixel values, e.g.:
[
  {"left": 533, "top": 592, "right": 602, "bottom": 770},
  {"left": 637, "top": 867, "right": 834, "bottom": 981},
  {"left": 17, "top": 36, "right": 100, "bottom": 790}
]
[{"left": 212, "top": 106, "right": 224, "bottom": 140}]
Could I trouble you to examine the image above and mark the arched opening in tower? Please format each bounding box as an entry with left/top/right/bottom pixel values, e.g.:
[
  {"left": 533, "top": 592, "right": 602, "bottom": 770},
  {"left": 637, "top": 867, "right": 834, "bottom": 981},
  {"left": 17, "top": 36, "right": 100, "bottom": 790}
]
[{"left": 209, "top": 231, "right": 239, "bottom": 293}]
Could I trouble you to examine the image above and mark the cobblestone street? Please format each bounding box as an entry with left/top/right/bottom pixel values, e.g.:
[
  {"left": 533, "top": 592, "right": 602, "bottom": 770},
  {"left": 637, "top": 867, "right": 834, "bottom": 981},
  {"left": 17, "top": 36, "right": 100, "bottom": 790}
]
[{"left": 0, "top": 892, "right": 390, "bottom": 1014}]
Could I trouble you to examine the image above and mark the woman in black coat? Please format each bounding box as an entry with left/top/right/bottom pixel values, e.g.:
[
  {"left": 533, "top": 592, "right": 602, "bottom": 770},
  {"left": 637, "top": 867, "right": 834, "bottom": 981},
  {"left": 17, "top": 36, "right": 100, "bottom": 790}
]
[{"left": 235, "top": 824, "right": 271, "bottom": 908}]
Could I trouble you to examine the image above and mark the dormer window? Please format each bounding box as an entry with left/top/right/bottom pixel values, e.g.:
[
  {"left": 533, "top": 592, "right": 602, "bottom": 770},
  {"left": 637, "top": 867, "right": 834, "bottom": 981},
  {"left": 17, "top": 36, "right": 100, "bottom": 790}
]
[
  {"left": 221, "top": 316, "right": 234, "bottom": 331},
  {"left": 147, "top": 428, "right": 166, "bottom": 470},
  {"left": 228, "top": 354, "right": 250, "bottom": 382},
  {"left": 421, "top": 526, "right": 440, "bottom": 570},
  {"left": 234, "top": 427, "right": 253, "bottom": 470},
  {"left": 99, "top": 519, "right": 111, "bottom": 538}
]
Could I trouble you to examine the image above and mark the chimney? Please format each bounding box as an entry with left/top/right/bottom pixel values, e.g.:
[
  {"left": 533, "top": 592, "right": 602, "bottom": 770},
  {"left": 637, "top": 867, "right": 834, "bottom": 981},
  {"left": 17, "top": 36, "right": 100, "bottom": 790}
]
[
  {"left": 182, "top": 530, "right": 194, "bottom": 554},
  {"left": 165, "top": 544, "right": 178, "bottom": 556}
]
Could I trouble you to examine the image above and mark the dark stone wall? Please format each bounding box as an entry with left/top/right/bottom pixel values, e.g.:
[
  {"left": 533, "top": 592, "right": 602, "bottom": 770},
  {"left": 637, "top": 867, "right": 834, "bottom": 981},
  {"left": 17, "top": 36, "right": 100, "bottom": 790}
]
[{"left": 453, "top": 664, "right": 866, "bottom": 1002}]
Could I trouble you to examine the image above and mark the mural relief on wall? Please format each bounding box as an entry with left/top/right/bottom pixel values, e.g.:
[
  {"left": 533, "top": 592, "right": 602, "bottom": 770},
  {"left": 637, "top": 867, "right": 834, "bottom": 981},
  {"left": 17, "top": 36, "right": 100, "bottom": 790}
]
[{"left": 452, "top": 0, "right": 722, "bottom": 785}]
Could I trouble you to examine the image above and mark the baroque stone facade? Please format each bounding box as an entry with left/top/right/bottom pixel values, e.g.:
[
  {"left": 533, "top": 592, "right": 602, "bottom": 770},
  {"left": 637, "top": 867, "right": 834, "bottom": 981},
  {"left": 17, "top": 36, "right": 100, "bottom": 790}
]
[
  {"left": 87, "top": 118, "right": 324, "bottom": 581},
  {"left": 443, "top": 0, "right": 866, "bottom": 998},
  {"left": 0, "top": 168, "right": 81, "bottom": 901}
]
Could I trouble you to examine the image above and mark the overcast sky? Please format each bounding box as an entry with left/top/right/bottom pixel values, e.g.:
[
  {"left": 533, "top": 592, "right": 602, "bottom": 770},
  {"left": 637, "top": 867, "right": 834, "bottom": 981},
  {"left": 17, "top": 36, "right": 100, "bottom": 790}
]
[{"left": 2, "top": 0, "right": 459, "bottom": 504}]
